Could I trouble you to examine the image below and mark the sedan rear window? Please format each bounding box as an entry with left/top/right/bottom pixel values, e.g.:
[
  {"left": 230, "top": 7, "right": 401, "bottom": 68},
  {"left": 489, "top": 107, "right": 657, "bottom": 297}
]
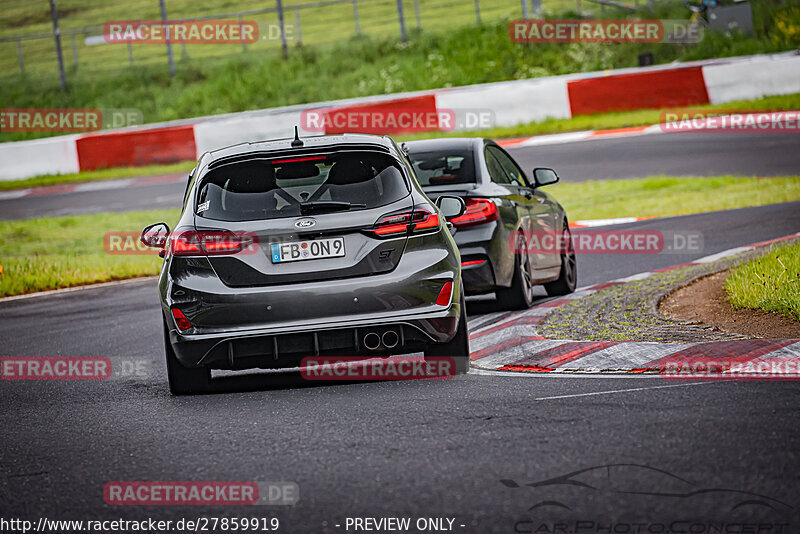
[
  {"left": 406, "top": 150, "right": 475, "bottom": 186},
  {"left": 196, "top": 151, "right": 409, "bottom": 221}
]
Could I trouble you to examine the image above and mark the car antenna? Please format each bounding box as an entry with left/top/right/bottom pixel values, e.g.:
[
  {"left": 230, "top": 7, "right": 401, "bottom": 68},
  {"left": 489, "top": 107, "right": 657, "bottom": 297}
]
[{"left": 291, "top": 126, "right": 304, "bottom": 148}]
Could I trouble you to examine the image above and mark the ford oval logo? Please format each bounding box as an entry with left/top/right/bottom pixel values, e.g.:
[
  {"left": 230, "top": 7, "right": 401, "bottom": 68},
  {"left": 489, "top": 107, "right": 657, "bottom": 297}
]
[{"left": 295, "top": 218, "right": 316, "bottom": 228}]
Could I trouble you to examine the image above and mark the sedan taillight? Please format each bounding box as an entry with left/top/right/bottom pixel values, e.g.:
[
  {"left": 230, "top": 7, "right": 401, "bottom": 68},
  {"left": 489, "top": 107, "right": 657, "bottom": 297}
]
[
  {"left": 170, "top": 229, "right": 256, "bottom": 256},
  {"left": 451, "top": 198, "right": 498, "bottom": 228},
  {"left": 370, "top": 207, "right": 440, "bottom": 238}
]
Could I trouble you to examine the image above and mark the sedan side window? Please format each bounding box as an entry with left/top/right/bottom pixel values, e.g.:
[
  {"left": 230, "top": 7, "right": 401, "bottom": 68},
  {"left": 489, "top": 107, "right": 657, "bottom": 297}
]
[
  {"left": 488, "top": 146, "right": 528, "bottom": 187},
  {"left": 484, "top": 148, "right": 512, "bottom": 185}
]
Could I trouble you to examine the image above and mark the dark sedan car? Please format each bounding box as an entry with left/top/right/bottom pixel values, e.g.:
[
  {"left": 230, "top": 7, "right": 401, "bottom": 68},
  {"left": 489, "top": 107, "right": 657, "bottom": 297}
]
[
  {"left": 404, "top": 138, "right": 576, "bottom": 309},
  {"left": 140, "top": 133, "right": 470, "bottom": 394}
]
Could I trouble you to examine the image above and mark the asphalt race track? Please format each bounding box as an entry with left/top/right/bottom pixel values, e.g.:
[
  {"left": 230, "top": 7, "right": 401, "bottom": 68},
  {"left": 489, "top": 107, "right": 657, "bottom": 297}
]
[
  {"left": 1, "top": 131, "right": 799, "bottom": 530},
  {"left": 2, "top": 131, "right": 800, "bottom": 220},
  {"left": 2, "top": 200, "right": 800, "bottom": 529}
]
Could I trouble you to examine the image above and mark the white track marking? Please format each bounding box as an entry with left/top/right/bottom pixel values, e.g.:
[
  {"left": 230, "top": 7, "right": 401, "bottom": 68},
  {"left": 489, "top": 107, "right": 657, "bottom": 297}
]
[{"left": 534, "top": 381, "right": 713, "bottom": 400}]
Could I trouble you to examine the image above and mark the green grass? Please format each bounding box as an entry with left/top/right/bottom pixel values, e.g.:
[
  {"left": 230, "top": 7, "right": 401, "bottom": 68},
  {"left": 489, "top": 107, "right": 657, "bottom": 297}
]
[
  {"left": 2, "top": 0, "right": 798, "bottom": 143},
  {"left": 0, "top": 161, "right": 195, "bottom": 191},
  {"left": 2, "top": 174, "right": 799, "bottom": 297},
  {"left": 725, "top": 241, "right": 800, "bottom": 322},
  {"left": 0, "top": 209, "right": 178, "bottom": 297},
  {"left": 549, "top": 175, "right": 800, "bottom": 220},
  {"left": 3, "top": 92, "right": 799, "bottom": 192}
]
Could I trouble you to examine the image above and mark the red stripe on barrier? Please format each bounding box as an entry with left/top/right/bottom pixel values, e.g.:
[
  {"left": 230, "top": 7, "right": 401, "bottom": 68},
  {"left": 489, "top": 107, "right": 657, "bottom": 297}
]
[
  {"left": 322, "top": 95, "right": 438, "bottom": 135},
  {"left": 567, "top": 67, "right": 709, "bottom": 116},
  {"left": 470, "top": 336, "right": 546, "bottom": 361},
  {"left": 76, "top": 126, "right": 196, "bottom": 171},
  {"left": 645, "top": 339, "right": 797, "bottom": 370},
  {"left": 511, "top": 341, "right": 617, "bottom": 370}
]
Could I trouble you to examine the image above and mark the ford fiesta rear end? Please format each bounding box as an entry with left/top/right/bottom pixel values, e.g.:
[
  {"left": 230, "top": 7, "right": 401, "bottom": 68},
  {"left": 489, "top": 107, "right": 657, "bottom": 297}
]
[{"left": 141, "top": 134, "right": 470, "bottom": 394}]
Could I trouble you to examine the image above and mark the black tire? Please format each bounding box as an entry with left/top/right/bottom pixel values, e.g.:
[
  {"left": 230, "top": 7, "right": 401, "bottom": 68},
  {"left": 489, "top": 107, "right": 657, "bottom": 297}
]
[
  {"left": 163, "top": 320, "right": 211, "bottom": 395},
  {"left": 424, "top": 295, "right": 470, "bottom": 375},
  {"left": 544, "top": 224, "right": 578, "bottom": 297},
  {"left": 496, "top": 232, "right": 534, "bottom": 310}
]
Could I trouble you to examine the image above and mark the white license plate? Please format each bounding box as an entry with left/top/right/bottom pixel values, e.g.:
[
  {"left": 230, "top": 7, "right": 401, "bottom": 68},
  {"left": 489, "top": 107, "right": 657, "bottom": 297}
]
[{"left": 269, "top": 237, "right": 345, "bottom": 264}]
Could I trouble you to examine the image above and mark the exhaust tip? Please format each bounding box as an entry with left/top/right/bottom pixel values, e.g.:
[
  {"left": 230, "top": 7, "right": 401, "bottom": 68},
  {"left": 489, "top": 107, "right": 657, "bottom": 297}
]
[
  {"left": 382, "top": 330, "right": 399, "bottom": 349},
  {"left": 363, "top": 332, "right": 381, "bottom": 351}
]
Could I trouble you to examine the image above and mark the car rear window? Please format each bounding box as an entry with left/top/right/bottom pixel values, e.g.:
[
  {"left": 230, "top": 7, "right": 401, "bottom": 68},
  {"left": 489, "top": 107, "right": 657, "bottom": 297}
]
[
  {"left": 406, "top": 149, "right": 475, "bottom": 187},
  {"left": 196, "top": 151, "right": 409, "bottom": 221}
]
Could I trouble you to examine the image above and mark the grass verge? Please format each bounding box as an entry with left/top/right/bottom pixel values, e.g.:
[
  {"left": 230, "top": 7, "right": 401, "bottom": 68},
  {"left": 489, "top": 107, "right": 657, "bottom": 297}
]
[
  {"left": 3, "top": 92, "right": 799, "bottom": 192},
  {"left": 0, "top": 209, "right": 178, "bottom": 298},
  {"left": 2, "top": 0, "right": 798, "bottom": 143},
  {"left": 549, "top": 175, "right": 800, "bottom": 220},
  {"left": 725, "top": 242, "right": 800, "bottom": 322},
  {"left": 0, "top": 162, "right": 195, "bottom": 192},
  {"left": 2, "top": 175, "right": 799, "bottom": 298}
]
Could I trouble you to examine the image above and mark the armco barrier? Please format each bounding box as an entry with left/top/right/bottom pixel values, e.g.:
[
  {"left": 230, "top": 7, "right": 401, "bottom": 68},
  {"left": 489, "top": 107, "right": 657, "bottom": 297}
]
[
  {"left": 1, "top": 52, "right": 798, "bottom": 181},
  {"left": 566, "top": 66, "right": 709, "bottom": 115},
  {"left": 75, "top": 125, "right": 196, "bottom": 171}
]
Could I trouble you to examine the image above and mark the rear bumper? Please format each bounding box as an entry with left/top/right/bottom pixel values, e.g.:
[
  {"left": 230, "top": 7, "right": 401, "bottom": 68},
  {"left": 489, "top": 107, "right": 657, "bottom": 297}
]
[{"left": 167, "top": 308, "right": 461, "bottom": 369}]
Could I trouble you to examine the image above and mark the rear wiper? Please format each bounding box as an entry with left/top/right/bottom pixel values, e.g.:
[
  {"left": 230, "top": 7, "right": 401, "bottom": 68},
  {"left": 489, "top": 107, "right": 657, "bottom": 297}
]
[{"left": 299, "top": 201, "right": 367, "bottom": 214}]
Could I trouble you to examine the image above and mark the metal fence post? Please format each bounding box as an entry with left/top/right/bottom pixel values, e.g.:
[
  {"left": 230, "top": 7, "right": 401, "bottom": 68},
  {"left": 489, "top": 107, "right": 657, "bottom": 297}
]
[
  {"left": 413, "top": 0, "right": 421, "bottom": 30},
  {"left": 474, "top": 0, "right": 481, "bottom": 25},
  {"left": 159, "top": 0, "right": 176, "bottom": 76},
  {"left": 127, "top": 41, "right": 134, "bottom": 66},
  {"left": 17, "top": 40, "right": 25, "bottom": 75},
  {"left": 522, "top": 0, "right": 529, "bottom": 19},
  {"left": 352, "top": 0, "right": 361, "bottom": 35},
  {"left": 395, "top": 0, "right": 408, "bottom": 42},
  {"left": 276, "top": 0, "right": 288, "bottom": 59},
  {"left": 48, "top": 0, "right": 67, "bottom": 90}
]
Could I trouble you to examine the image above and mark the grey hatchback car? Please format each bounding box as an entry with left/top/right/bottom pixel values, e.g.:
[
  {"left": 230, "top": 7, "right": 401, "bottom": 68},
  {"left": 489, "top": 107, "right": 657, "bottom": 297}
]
[{"left": 141, "top": 133, "right": 470, "bottom": 394}]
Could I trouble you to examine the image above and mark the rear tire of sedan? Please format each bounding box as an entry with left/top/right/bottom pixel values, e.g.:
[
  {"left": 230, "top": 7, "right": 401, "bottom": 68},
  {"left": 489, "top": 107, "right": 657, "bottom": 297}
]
[
  {"left": 163, "top": 320, "right": 211, "bottom": 395},
  {"left": 496, "top": 233, "right": 534, "bottom": 310},
  {"left": 544, "top": 225, "right": 578, "bottom": 297},
  {"left": 424, "top": 295, "right": 470, "bottom": 375}
]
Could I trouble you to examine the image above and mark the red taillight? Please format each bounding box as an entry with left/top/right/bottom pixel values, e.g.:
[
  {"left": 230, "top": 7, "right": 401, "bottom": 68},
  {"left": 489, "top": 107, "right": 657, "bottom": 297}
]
[
  {"left": 436, "top": 281, "right": 454, "bottom": 306},
  {"left": 171, "top": 308, "right": 192, "bottom": 331},
  {"left": 451, "top": 198, "right": 498, "bottom": 228},
  {"left": 171, "top": 230, "right": 202, "bottom": 255},
  {"left": 201, "top": 231, "right": 254, "bottom": 255},
  {"left": 371, "top": 207, "right": 440, "bottom": 237},
  {"left": 170, "top": 229, "right": 255, "bottom": 256},
  {"left": 461, "top": 259, "right": 486, "bottom": 267}
]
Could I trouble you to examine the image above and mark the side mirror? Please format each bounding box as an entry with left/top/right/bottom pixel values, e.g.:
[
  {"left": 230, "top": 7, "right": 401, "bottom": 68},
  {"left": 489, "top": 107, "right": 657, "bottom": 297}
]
[
  {"left": 436, "top": 195, "right": 466, "bottom": 221},
  {"left": 533, "top": 168, "right": 559, "bottom": 187},
  {"left": 141, "top": 222, "right": 170, "bottom": 249}
]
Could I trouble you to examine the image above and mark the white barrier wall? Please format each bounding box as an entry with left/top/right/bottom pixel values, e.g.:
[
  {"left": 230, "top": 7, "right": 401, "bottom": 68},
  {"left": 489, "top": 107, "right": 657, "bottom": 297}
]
[
  {"left": 0, "top": 135, "right": 79, "bottom": 181},
  {"left": 193, "top": 110, "right": 304, "bottom": 158},
  {"left": 435, "top": 76, "right": 572, "bottom": 129},
  {"left": 1, "top": 52, "right": 798, "bottom": 181},
  {"left": 703, "top": 53, "right": 800, "bottom": 104}
]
